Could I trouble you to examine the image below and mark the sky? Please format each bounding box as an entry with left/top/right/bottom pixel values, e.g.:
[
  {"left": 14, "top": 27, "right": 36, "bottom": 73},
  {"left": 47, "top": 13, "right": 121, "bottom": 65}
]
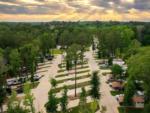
[{"left": 0, "top": 0, "right": 150, "bottom": 22}]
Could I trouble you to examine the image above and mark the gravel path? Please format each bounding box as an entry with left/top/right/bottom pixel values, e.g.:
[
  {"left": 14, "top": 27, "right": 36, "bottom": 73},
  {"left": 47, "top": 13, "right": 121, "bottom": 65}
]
[
  {"left": 85, "top": 47, "right": 119, "bottom": 113},
  {"left": 32, "top": 55, "right": 61, "bottom": 113}
]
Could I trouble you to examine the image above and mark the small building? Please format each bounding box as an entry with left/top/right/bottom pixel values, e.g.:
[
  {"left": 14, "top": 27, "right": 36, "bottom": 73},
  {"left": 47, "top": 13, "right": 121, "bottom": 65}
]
[
  {"left": 132, "top": 95, "right": 144, "bottom": 108},
  {"left": 110, "top": 81, "right": 124, "bottom": 90},
  {"left": 116, "top": 94, "right": 144, "bottom": 108},
  {"left": 113, "top": 59, "right": 125, "bottom": 66}
]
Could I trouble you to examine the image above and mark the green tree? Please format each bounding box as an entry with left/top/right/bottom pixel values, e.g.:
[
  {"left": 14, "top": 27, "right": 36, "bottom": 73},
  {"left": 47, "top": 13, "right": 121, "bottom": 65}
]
[
  {"left": 79, "top": 87, "right": 87, "bottom": 113},
  {"left": 90, "top": 71, "right": 100, "bottom": 99},
  {"left": 79, "top": 47, "right": 85, "bottom": 67},
  {"left": 124, "top": 39, "right": 141, "bottom": 59},
  {"left": 111, "top": 64, "right": 123, "bottom": 79},
  {"left": 144, "top": 103, "right": 150, "bottom": 113},
  {"left": 45, "top": 90, "right": 58, "bottom": 113},
  {"left": 66, "top": 48, "right": 73, "bottom": 71},
  {"left": 90, "top": 100, "right": 98, "bottom": 113},
  {"left": 9, "top": 49, "right": 21, "bottom": 77},
  {"left": 50, "top": 78, "right": 57, "bottom": 88},
  {"left": 70, "top": 44, "right": 80, "bottom": 97},
  {"left": 28, "top": 44, "right": 38, "bottom": 82},
  {"left": 0, "top": 49, "right": 7, "bottom": 113},
  {"left": 127, "top": 47, "right": 150, "bottom": 108},
  {"left": 66, "top": 44, "right": 80, "bottom": 96},
  {"left": 7, "top": 90, "right": 28, "bottom": 113},
  {"left": 124, "top": 77, "right": 136, "bottom": 106},
  {"left": 39, "top": 33, "right": 55, "bottom": 56},
  {"left": 108, "top": 57, "right": 113, "bottom": 66},
  {"left": 97, "top": 26, "right": 134, "bottom": 58},
  {"left": 60, "top": 86, "right": 68, "bottom": 112},
  {"left": 20, "top": 44, "right": 38, "bottom": 82},
  {"left": 23, "top": 82, "right": 35, "bottom": 113}
]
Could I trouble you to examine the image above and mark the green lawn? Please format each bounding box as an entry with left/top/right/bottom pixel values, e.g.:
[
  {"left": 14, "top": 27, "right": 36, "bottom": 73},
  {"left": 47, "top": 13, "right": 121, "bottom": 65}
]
[
  {"left": 28, "top": 81, "right": 39, "bottom": 89},
  {"left": 57, "top": 74, "right": 91, "bottom": 84},
  {"left": 51, "top": 81, "right": 90, "bottom": 93},
  {"left": 118, "top": 107, "right": 143, "bottom": 113},
  {"left": 58, "top": 61, "right": 88, "bottom": 68},
  {"left": 110, "top": 90, "right": 124, "bottom": 96},
  {"left": 56, "top": 69, "right": 90, "bottom": 78},
  {"left": 58, "top": 101, "right": 99, "bottom": 113},
  {"left": 51, "top": 49, "right": 63, "bottom": 54},
  {"left": 58, "top": 65, "right": 89, "bottom": 73}
]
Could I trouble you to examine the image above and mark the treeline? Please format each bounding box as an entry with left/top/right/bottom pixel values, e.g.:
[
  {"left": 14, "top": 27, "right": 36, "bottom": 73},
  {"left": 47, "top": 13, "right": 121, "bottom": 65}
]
[
  {"left": 0, "top": 22, "right": 149, "bottom": 78},
  {"left": 96, "top": 26, "right": 135, "bottom": 58},
  {"left": 0, "top": 23, "right": 94, "bottom": 78}
]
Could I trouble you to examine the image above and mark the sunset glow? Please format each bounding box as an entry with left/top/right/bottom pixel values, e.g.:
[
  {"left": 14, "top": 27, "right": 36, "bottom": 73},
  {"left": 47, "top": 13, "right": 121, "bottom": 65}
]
[{"left": 0, "top": 0, "right": 149, "bottom": 22}]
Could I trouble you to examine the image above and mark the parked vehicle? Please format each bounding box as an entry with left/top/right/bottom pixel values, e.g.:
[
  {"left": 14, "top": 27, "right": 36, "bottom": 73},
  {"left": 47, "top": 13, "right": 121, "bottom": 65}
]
[
  {"left": 33, "top": 75, "right": 40, "bottom": 81},
  {"left": 7, "top": 78, "right": 21, "bottom": 86},
  {"left": 45, "top": 54, "right": 54, "bottom": 60}
]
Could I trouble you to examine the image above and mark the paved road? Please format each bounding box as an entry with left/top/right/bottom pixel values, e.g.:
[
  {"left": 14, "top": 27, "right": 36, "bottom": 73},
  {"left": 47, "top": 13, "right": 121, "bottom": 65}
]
[
  {"left": 85, "top": 48, "right": 119, "bottom": 113},
  {"left": 32, "top": 55, "right": 61, "bottom": 113}
]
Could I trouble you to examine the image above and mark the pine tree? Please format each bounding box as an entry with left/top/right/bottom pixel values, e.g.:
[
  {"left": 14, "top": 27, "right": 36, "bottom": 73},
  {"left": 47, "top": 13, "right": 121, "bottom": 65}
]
[
  {"left": 60, "top": 86, "right": 68, "bottom": 112},
  {"left": 90, "top": 71, "right": 100, "bottom": 99}
]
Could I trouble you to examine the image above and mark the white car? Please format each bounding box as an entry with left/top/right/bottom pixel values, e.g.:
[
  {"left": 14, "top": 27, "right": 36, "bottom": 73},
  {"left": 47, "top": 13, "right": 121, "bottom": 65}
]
[
  {"left": 7, "top": 78, "right": 20, "bottom": 86},
  {"left": 33, "top": 75, "right": 40, "bottom": 81}
]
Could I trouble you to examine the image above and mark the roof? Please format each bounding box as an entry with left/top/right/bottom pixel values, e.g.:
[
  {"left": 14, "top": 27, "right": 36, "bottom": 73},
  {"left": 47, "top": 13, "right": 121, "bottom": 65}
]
[
  {"left": 117, "top": 95, "right": 144, "bottom": 104},
  {"left": 112, "top": 81, "right": 124, "bottom": 88},
  {"left": 113, "top": 59, "right": 125, "bottom": 66},
  {"left": 132, "top": 95, "right": 144, "bottom": 103}
]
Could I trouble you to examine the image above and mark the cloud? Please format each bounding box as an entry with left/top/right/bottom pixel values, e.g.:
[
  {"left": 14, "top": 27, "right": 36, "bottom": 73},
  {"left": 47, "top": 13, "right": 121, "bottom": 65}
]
[{"left": 0, "top": 0, "right": 150, "bottom": 21}]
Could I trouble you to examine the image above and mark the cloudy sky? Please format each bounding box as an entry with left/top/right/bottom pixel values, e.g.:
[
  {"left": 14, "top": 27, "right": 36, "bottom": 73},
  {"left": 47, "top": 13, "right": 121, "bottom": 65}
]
[{"left": 0, "top": 0, "right": 150, "bottom": 22}]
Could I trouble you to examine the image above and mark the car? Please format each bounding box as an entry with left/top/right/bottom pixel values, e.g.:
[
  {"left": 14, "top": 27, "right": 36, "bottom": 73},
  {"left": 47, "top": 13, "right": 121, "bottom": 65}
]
[
  {"left": 7, "top": 78, "right": 21, "bottom": 86},
  {"left": 45, "top": 54, "right": 54, "bottom": 60},
  {"left": 47, "top": 56, "right": 53, "bottom": 60},
  {"left": 7, "top": 78, "right": 15, "bottom": 86},
  {"left": 33, "top": 75, "right": 40, "bottom": 81},
  {"left": 100, "top": 64, "right": 108, "bottom": 69}
]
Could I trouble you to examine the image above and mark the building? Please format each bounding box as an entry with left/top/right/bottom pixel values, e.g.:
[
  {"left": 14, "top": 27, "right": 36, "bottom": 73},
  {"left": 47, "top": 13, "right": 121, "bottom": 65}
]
[
  {"left": 132, "top": 95, "right": 144, "bottom": 108},
  {"left": 110, "top": 81, "right": 124, "bottom": 90}
]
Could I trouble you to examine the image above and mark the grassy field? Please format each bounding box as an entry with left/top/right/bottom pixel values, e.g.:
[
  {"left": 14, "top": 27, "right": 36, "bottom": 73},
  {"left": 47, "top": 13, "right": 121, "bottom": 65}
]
[
  {"left": 56, "top": 69, "right": 90, "bottom": 78},
  {"left": 51, "top": 49, "right": 63, "bottom": 54},
  {"left": 58, "top": 65, "right": 89, "bottom": 73},
  {"left": 51, "top": 81, "right": 91, "bottom": 93},
  {"left": 58, "top": 101, "right": 99, "bottom": 113},
  {"left": 118, "top": 107, "right": 143, "bottom": 113},
  {"left": 110, "top": 90, "right": 124, "bottom": 96},
  {"left": 57, "top": 74, "right": 91, "bottom": 84},
  {"left": 58, "top": 61, "right": 88, "bottom": 68}
]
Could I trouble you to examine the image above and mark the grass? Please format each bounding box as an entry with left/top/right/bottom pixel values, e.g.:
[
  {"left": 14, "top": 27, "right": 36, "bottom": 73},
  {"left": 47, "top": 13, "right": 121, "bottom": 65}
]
[
  {"left": 102, "top": 72, "right": 112, "bottom": 76},
  {"left": 58, "top": 62, "right": 88, "bottom": 68},
  {"left": 57, "top": 101, "right": 99, "bottom": 113},
  {"left": 24, "top": 81, "right": 39, "bottom": 89},
  {"left": 56, "top": 74, "right": 91, "bottom": 84},
  {"left": 57, "top": 65, "right": 89, "bottom": 73},
  {"left": 118, "top": 107, "right": 143, "bottom": 113},
  {"left": 56, "top": 69, "right": 90, "bottom": 78},
  {"left": 56, "top": 90, "right": 91, "bottom": 101},
  {"left": 51, "top": 49, "right": 63, "bottom": 54},
  {"left": 51, "top": 81, "right": 90, "bottom": 93},
  {"left": 110, "top": 90, "right": 124, "bottom": 96}
]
